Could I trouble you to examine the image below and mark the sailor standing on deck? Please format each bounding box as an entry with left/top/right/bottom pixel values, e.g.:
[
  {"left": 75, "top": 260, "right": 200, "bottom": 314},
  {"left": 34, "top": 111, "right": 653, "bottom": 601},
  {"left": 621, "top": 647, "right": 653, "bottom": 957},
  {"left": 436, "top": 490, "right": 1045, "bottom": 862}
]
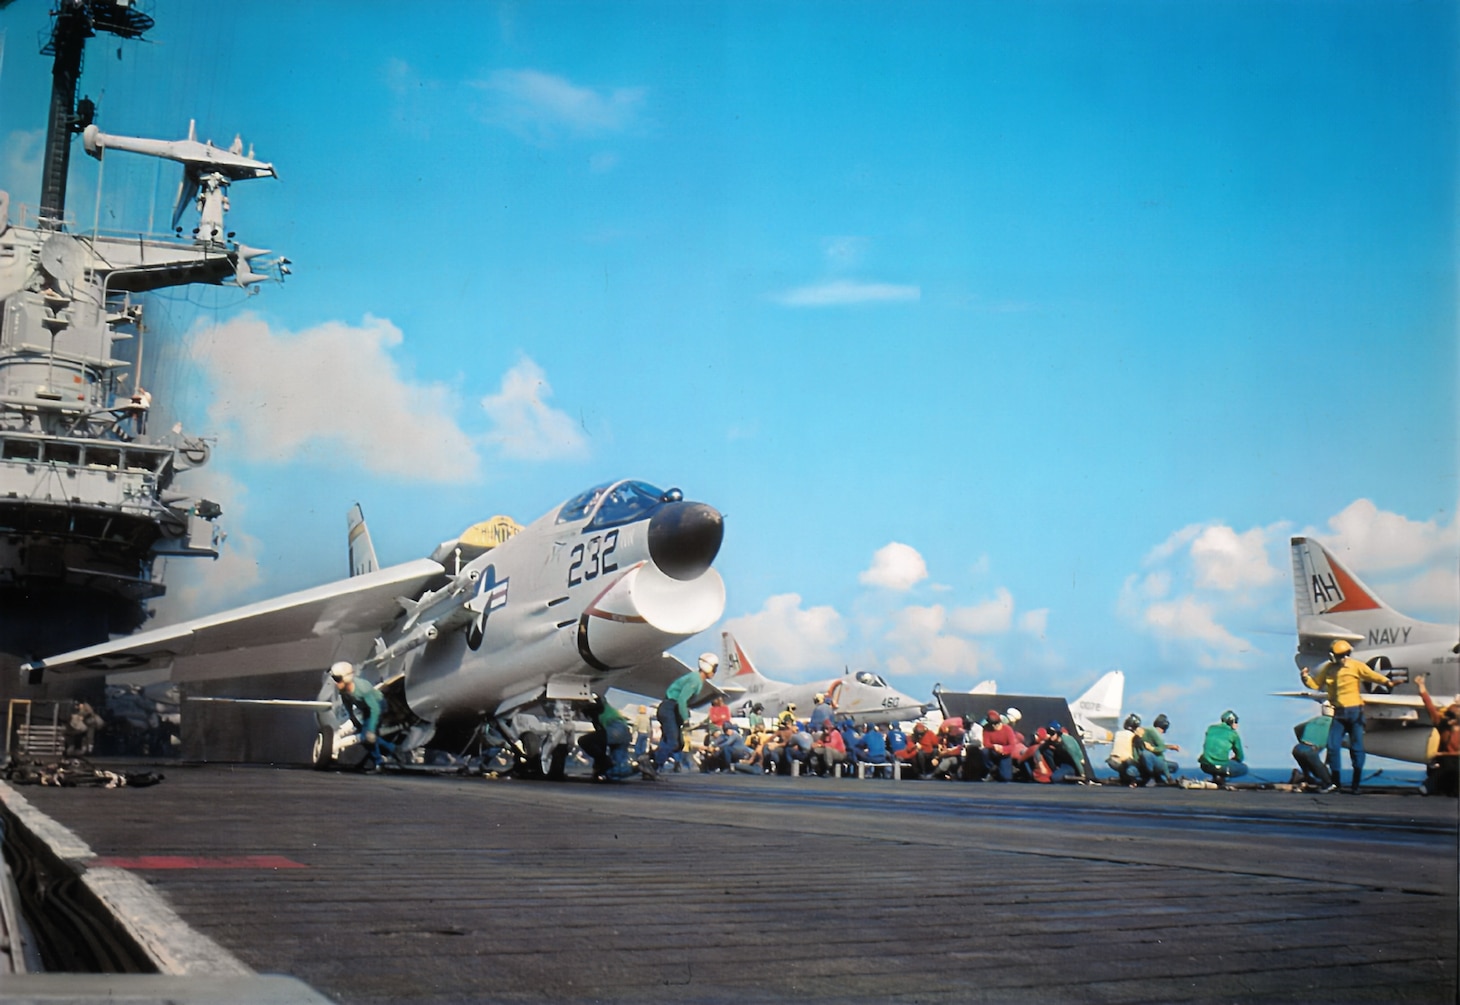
[
  {"left": 649, "top": 653, "right": 717, "bottom": 778},
  {"left": 330, "top": 662, "right": 395, "bottom": 771},
  {"left": 1300, "top": 640, "right": 1392, "bottom": 793}
]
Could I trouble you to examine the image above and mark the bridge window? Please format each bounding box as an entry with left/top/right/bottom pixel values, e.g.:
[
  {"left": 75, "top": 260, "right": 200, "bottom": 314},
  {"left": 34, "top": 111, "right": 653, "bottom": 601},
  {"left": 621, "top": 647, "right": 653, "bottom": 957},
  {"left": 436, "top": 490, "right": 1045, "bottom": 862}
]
[
  {"left": 44, "top": 443, "right": 81, "bottom": 465},
  {"left": 2, "top": 439, "right": 39, "bottom": 461}
]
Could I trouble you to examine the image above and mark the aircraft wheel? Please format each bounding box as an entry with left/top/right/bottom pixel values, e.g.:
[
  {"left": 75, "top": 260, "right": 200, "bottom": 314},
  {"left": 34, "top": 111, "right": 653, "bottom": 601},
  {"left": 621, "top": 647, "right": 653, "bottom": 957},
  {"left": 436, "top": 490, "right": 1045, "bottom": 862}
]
[{"left": 311, "top": 726, "right": 334, "bottom": 770}]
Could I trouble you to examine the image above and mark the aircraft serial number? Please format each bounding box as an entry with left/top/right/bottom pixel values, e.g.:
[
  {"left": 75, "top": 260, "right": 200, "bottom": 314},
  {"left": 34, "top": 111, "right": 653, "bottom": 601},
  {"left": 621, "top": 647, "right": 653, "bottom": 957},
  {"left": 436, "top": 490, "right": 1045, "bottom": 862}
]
[{"left": 569, "top": 531, "right": 619, "bottom": 587}]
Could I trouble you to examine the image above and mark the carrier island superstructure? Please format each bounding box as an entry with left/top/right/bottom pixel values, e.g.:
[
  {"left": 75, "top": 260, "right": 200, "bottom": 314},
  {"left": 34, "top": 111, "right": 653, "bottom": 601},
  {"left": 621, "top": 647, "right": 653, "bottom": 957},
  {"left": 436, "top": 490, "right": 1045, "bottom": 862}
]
[{"left": 0, "top": 0, "right": 287, "bottom": 662}]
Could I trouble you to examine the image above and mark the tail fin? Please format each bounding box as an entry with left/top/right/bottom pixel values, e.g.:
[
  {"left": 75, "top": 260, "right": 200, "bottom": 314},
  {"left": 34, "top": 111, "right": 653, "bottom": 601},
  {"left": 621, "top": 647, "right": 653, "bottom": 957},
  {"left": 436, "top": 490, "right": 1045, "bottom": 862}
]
[
  {"left": 1071, "top": 670, "right": 1123, "bottom": 744},
  {"left": 347, "top": 503, "right": 379, "bottom": 577},
  {"left": 1291, "top": 536, "right": 1390, "bottom": 618},
  {"left": 721, "top": 632, "right": 770, "bottom": 684},
  {"left": 1289, "top": 536, "right": 1448, "bottom": 664},
  {"left": 969, "top": 680, "right": 998, "bottom": 694}
]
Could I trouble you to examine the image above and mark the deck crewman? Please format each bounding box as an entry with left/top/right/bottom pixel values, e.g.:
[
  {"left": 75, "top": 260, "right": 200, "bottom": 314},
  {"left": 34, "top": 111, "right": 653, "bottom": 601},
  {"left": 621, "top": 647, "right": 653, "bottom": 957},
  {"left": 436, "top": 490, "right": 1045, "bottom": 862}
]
[
  {"left": 330, "top": 661, "right": 395, "bottom": 771},
  {"left": 1300, "top": 640, "right": 1392, "bottom": 793},
  {"left": 648, "top": 652, "right": 718, "bottom": 778}
]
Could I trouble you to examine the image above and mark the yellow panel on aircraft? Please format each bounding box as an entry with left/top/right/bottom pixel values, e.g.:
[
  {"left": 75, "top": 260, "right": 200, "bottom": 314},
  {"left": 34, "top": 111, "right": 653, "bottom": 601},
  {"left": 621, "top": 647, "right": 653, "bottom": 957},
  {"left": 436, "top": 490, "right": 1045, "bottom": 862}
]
[{"left": 458, "top": 515, "right": 523, "bottom": 551}]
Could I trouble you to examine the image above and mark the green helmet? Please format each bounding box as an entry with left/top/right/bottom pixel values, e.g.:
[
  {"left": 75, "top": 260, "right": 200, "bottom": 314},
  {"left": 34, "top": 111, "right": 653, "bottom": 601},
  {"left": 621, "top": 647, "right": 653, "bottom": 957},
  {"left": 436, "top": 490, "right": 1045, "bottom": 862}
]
[{"left": 1220, "top": 709, "right": 1238, "bottom": 726}]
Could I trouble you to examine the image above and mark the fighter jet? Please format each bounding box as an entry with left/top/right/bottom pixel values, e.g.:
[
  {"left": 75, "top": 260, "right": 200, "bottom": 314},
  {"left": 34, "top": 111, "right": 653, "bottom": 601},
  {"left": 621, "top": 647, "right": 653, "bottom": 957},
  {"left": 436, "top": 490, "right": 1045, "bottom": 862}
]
[
  {"left": 718, "top": 631, "right": 931, "bottom": 724},
  {"left": 23, "top": 479, "right": 727, "bottom": 777},
  {"left": 1278, "top": 536, "right": 1459, "bottom": 764}
]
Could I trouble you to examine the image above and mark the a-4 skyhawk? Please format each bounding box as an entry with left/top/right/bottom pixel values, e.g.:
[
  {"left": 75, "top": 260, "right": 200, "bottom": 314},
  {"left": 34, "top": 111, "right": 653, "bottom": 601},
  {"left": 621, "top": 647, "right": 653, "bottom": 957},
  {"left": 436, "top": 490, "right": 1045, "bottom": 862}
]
[
  {"left": 719, "top": 631, "right": 932, "bottom": 724},
  {"left": 23, "top": 480, "right": 727, "bottom": 777}
]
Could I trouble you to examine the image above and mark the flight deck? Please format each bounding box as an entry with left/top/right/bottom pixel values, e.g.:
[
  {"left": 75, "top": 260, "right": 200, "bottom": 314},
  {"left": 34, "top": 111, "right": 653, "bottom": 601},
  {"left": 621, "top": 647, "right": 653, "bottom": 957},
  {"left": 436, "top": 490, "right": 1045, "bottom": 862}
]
[{"left": 3, "top": 763, "right": 1457, "bottom": 1004}]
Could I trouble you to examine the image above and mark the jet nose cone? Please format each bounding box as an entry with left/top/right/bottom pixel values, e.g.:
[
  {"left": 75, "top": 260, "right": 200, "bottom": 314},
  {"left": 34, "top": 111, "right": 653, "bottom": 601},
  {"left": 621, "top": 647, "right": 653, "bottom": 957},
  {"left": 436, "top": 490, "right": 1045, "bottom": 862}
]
[{"left": 648, "top": 501, "right": 724, "bottom": 581}]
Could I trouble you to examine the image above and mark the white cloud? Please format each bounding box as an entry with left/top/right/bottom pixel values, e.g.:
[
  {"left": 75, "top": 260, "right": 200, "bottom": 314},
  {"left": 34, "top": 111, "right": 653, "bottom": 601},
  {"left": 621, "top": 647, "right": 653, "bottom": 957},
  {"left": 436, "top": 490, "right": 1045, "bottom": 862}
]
[
  {"left": 191, "top": 314, "right": 479, "bottom": 482},
  {"left": 2, "top": 129, "right": 42, "bottom": 207},
  {"left": 859, "top": 542, "right": 928, "bottom": 591},
  {"left": 147, "top": 470, "right": 261, "bottom": 623},
  {"left": 473, "top": 69, "right": 646, "bottom": 140},
  {"left": 479, "top": 357, "right": 588, "bottom": 461},
  {"left": 1144, "top": 523, "right": 1204, "bottom": 565},
  {"left": 1142, "top": 596, "right": 1250, "bottom": 668},
  {"left": 1190, "top": 525, "right": 1281, "bottom": 592},
  {"left": 721, "top": 594, "right": 846, "bottom": 673},
  {"left": 882, "top": 604, "right": 991, "bottom": 677},
  {"left": 1018, "top": 608, "right": 1049, "bottom": 636},
  {"left": 949, "top": 587, "right": 1014, "bottom": 634},
  {"left": 1309, "top": 498, "right": 1457, "bottom": 573},
  {"left": 774, "top": 280, "right": 921, "bottom": 307}
]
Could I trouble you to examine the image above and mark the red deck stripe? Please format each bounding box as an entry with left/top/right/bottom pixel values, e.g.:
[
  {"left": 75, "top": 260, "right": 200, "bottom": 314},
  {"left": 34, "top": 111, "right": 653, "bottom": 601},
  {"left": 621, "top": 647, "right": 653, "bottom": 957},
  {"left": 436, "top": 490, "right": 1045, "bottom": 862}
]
[{"left": 89, "top": 855, "right": 306, "bottom": 870}]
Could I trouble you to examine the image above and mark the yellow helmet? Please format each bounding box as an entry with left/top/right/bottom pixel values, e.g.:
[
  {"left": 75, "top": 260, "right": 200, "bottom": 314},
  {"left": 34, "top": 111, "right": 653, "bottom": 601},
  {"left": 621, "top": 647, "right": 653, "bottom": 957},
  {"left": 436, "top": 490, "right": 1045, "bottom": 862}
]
[{"left": 1329, "top": 640, "right": 1353, "bottom": 658}]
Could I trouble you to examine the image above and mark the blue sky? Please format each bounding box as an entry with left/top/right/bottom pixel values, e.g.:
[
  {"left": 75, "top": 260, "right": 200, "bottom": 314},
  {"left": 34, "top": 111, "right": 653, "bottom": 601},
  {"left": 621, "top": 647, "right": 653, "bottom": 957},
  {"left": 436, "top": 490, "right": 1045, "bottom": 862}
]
[{"left": 2, "top": 0, "right": 1455, "bottom": 768}]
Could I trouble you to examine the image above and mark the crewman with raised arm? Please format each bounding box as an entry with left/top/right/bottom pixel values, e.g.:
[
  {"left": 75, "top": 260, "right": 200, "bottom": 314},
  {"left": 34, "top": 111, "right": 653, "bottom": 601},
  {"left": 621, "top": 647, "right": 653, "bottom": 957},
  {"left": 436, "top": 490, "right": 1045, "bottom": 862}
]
[{"left": 1300, "top": 640, "right": 1391, "bottom": 793}]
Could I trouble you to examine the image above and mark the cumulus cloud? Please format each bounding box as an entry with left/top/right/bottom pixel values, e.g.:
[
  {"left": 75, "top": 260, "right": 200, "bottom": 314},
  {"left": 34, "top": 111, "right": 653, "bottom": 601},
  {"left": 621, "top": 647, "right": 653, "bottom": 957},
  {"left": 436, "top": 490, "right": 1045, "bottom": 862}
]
[
  {"left": 472, "top": 68, "right": 646, "bottom": 140},
  {"left": 1308, "top": 498, "right": 1457, "bottom": 573},
  {"left": 1301, "top": 499, "right": 1459, "bottom": 616},
  {"left": 2, "top": 129, "right": 42, "bottom": 206},
  {"left": 882, "top": 604, "right": 991, "bottom": 677},
  {"left": 1123, "top": 519, "right": 1285, "bottom": 670},
  {"left": 774, "top": 280, "right": 921, "bottom": 307},
  {"left": 721, "top": 594, "right": 846, "bottom": 673},
  {"left": 1018, "top": 608, "right": 1049, "bottom": 636},
  {"left": 147, "top": 470, "right": 261, "bottom": 623},
  {"left": 949, "top": 588, "right": 1015, "bottom": 635},
  {"left": 1189, "top": 525, "right": 1281, "bottom": 592},
  {"left": 859, "top": 542, "right": 928, "bottom": 591},
  {"left": 191, "top": 314, "right": 479, "bottom": 482},
  {"left": 479, "top": 357, "right": 588, "bottom": 461},
  {"left": 1141, "top": 596, "right": 1250, "bottom": 668}
]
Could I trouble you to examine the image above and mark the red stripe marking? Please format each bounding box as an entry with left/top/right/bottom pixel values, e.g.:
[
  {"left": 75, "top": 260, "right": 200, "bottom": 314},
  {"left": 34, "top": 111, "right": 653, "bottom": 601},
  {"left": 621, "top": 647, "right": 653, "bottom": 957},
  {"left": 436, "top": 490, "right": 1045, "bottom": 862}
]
[{"left": 89, "top": 855, "right": 306, "bottom": 870}]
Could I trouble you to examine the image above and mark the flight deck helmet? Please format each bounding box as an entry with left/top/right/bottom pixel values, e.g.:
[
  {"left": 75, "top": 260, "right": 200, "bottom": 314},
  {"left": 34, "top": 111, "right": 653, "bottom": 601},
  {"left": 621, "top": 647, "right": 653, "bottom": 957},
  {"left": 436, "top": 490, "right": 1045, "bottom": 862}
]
[
  {"left": 1123, "top": 713, "right": 1141, "bottom": 731},
  {"left": 1329, "top": 639, "right": 1353, "bottom": 659},
  {"left": 329, "top": 661, "right": 355, "bottom": 683},
  {"left": 1220, "top": 709, "right": 1239, "bottom": 726},
  {"left": 1153, "top": 714, "right": 1170, "bottom": 730},
  {"left": 698, "top": 653, "right": 719, "bottom": 675}
]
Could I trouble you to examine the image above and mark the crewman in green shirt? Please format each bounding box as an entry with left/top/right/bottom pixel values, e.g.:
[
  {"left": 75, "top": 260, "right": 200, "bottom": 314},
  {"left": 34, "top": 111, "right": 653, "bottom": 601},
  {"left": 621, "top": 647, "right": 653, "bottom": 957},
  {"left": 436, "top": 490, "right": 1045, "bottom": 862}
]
[
  {"left": 648, "top": 652, "right": 717, "bottom": 777},
  {"left": 1197, "top": 709, "right": 1247, "bottom": 788}
]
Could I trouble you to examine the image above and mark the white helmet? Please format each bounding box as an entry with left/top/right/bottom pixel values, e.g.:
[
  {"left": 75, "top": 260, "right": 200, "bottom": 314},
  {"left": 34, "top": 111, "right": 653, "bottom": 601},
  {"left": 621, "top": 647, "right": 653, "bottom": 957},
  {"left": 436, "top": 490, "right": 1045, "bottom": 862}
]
[
  {"left": 1005, "top": 707, "right": 1022, "bottom": 724},
  {"left": 329, "top": 661, "right": 355, "bottom": 682},
  {"left": 698, "top": 653, "right": 719, "bottom": 674}
]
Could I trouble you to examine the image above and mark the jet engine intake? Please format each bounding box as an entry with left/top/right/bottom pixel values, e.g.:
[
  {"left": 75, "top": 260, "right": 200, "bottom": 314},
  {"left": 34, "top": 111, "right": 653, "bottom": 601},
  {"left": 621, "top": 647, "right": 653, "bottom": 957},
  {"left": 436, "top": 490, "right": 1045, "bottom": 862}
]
[{"left": 577, "top": 561, "right": 725, "bottom": 672}]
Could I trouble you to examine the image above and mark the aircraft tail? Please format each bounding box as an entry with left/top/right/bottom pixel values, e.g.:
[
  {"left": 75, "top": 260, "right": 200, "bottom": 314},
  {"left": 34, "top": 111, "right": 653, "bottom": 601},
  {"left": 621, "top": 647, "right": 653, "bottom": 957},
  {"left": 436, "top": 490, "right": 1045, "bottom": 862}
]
[
  {"left": 1289, "top": 535, "right": 1454, "bottom": 669},
  {"left": 348, "top": 503, "right": 379, "bottom": 577},
  {"left": 1070, "top": 669, "right": 1123, "bottom": 745},
  {"left": 721, "top": 631, "right": 771, "bottom": 684}
]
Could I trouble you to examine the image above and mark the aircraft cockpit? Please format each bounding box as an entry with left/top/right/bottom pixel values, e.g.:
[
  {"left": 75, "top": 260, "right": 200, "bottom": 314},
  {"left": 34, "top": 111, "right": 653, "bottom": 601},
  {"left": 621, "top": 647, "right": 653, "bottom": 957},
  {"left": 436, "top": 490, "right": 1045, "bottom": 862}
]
[
  {"left": 854, "top": 670, "right": 891, "bottom": 688},
  {"left": 556, "top": 479, "right": 685, "bottom": 531}
]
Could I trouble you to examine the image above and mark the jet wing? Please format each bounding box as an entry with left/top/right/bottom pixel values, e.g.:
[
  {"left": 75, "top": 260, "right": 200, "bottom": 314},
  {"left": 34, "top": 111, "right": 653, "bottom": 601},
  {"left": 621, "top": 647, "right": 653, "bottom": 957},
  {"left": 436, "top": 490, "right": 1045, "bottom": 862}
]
[
  {"left": 22, "top": 559, "right": 445, "bottom": 682},
  {"left": 607, "top": 653, "right": 744, "bottom": 708}
]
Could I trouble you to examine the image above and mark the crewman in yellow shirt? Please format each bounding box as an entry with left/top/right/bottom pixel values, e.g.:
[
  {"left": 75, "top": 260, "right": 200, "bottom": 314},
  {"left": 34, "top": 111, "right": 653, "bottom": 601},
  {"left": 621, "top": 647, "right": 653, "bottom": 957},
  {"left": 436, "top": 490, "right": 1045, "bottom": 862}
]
[{"left": 1300, "top": 640, "right": 1392, "bottom": 793}]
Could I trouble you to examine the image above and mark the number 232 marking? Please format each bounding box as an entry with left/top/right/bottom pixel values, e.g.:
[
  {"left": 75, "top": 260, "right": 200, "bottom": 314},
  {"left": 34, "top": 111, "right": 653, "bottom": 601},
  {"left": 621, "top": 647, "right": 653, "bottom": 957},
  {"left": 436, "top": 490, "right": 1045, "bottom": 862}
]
[{"left": 568, "top": 531, "right": 619, "bottom": 587}]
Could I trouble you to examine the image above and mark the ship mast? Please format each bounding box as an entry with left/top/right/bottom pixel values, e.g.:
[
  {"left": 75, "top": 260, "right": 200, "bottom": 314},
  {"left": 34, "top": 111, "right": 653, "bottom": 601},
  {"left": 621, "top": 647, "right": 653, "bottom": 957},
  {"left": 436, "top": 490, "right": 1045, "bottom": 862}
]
[{"left": 38, "top": 0, "right": 155, "bottom": 228}]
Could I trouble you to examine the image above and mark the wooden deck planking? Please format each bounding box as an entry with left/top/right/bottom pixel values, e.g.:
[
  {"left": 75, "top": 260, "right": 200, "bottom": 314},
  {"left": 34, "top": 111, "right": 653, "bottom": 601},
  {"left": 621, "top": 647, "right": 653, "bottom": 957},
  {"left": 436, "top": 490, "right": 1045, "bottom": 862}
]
[{"left": 6, "top": 763, "right": 1455, "bottom": 1004}]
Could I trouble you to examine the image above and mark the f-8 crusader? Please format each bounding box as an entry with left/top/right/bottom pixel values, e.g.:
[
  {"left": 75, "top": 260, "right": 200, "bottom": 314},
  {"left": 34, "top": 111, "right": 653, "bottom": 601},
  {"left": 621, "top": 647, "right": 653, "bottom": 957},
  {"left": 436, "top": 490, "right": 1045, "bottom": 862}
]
[{"left": 22, "top": 479, "right": 727, "bottom": 777}]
